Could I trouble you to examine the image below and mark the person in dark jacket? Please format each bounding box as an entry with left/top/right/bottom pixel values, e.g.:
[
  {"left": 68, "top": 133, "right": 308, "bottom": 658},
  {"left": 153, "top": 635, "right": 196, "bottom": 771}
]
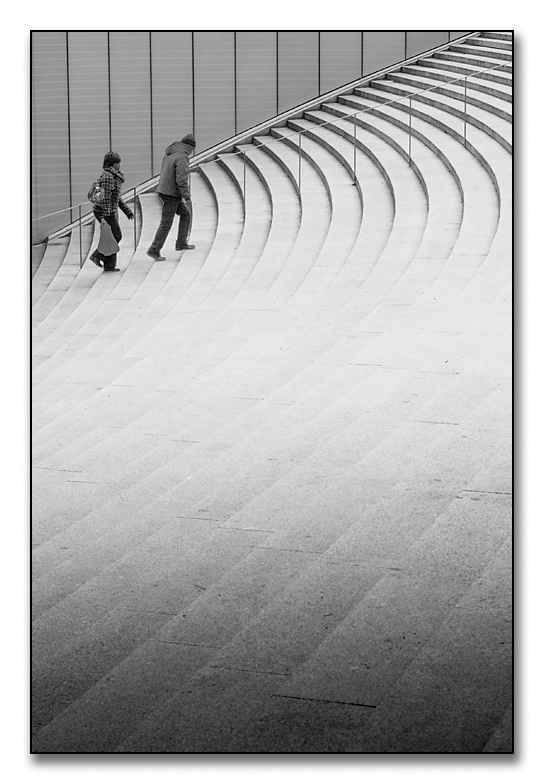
[
  {"left": 147, "top": 134, "right": 196, "bottom": 261},
  {"left": 90, "top": 151, "right": 134, "bottom": 271}
]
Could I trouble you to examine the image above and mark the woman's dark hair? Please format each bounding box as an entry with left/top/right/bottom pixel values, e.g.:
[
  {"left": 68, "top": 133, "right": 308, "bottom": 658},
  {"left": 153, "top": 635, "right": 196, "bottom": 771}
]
[{"left": 103, "top": 151, "right": 121, "bottom": 168}]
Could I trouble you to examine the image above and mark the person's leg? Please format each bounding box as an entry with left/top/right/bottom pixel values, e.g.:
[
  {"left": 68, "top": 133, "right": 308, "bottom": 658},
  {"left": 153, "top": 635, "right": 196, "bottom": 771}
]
[
  {"left": 148, "top": 195, "right": 179, "bottom": 254},
  {"left": 102, "top": 214, "right": 122, "bottom": 270},
  {"left": 174, "top": 200, "right": 192, "bottom": 246},
  {"left": 90, "top": 211, "right": 104, "bottom": 266},
  {"left": 175, "top": 201, "right": 195, "bottom": 249}
]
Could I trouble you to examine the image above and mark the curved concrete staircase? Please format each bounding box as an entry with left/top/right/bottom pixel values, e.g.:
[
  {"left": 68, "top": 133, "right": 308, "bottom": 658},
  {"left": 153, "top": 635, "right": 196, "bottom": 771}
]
[{"left": 32, "top": 32, "right": 512, "bottom": 753}]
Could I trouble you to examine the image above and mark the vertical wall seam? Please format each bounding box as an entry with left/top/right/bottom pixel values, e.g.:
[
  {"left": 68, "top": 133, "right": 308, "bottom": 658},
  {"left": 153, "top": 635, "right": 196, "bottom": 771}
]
[
  {"left": 31, "top": 33, "right": 37, "bottom": 229},
  {"left": 318, "top": 31, "right": 321, "bottom": 95},
  {"left": 107, "top": 32, "right": 112, "bottom": 150},
  {"left": 276, "top": 31, "right": 279, "bottom": 116},
  {"left": 234, "top": 31, "right": 237, "bottom": 134},
  {"left": 149, "top": 32, "right": 154, "bottom": 176},
  {"left": 65, "top": 32, "right": 73, "bottom": 219},
  {"left": 192, "top": 32, "right": 196, "bottom": 139}
]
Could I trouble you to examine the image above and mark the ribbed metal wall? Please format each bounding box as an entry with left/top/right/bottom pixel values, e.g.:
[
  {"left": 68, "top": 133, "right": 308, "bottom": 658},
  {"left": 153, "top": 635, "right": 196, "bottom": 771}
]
[
  {"left": 236, "top": 32, "right": 277, "bottom": 133},
  {"left": 320, "top": 32, "right": 363, "bottom": 95},
  {"left": 32, "top": 32, "right": 71, "bottom": 239},
  {"left": 151, "top": 32, "right": 194, "bottom": 181},
  {"left": 31, "top": 30, "right": 472, "bottom": 243}
]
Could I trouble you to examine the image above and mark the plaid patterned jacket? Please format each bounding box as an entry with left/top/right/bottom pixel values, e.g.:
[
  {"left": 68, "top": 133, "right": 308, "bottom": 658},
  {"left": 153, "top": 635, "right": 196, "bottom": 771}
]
[{"left": 96, "top": 167, "right": 133, "bottom": 218}]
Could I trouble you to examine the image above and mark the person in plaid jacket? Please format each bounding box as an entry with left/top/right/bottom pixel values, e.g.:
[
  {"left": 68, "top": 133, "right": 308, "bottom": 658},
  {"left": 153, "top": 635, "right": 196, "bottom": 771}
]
[{"left": 90, "top": 151, "right": 134, "bottom": 271}]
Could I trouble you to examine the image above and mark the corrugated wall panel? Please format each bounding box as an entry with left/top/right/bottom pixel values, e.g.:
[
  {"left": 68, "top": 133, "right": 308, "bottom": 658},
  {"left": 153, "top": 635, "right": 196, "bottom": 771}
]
[
  {"left": 236, "top": 32, "right": 277, "bottom": 133},
  {"left": 110, "top": 32, "right": 152, "bottom": 190},
  {"left": 278, "top": 32, "right": 319, "bottom": 114},
  {"left": 32, "top": 32, "right": 70, "bottom": 243},
  {"left": 31, "top": 31, "right": 478, "bottom": 243},
  {"left": 194, "top": 32, "right": 235, "bottom": 152},
  {"left": 151, "top": 32, "right": 194, "bottom": 178},
  {"left": 363, "top": 31, "right": 405, "bottom": 75},
  {"left": 67, "top": 31, "right": 110, "bottom": 219},
  {"left": 320, "top": 31, "right": 362, "bottom": 94},
  {"left": 407, "top": 31, "right": 449, "bottom": 58}
]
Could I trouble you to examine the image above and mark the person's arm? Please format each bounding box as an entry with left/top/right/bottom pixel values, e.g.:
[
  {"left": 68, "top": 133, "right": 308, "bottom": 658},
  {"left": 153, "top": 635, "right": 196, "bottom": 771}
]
[
  {"left": 118, "top": 195, "right": 134, "bottom": 219},
  {"left": 175, "top": 156, "right": 191, "bottom": 201}
]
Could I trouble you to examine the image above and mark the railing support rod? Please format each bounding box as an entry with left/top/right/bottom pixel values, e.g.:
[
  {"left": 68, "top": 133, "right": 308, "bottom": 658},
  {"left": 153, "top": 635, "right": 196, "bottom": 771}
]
[
  {"left": 133, "top": 187, "right": 137, "bottom": 250},
  {"left": 464, "top": 77, "right": 468, "bottom": 147},
  {"left": 78, "top": 205, "right": 83, "bottom": 268},
  {"left": 298, "top": 133, "right": 302, "bottom": 194},
  {"left": 353, "top": 114, "right": 357, "bottom": 185},
  {"left": 243, "top": 151, "right": 247, "bottom": 213},
  {"left": 408, "top": 96, "right": 413, "bottom": 166}
]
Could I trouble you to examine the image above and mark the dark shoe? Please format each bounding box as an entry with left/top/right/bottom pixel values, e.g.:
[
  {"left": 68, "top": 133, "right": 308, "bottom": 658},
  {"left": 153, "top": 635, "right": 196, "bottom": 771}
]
[
  {"left": 175, "top": 243, "right": 195, "bottom": 251},
  {"left": 90, "top": 252, "right": 102, "bottom": 267},
  {"left": 103, "top": 267, "right": 121, "bottom": 272},
  {"left": 147, "top": 250, "right": 166, "bottom": 261}
]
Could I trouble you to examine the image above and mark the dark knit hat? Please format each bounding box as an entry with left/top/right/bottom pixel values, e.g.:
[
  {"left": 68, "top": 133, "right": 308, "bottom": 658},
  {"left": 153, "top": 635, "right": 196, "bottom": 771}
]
[{"left": 181, "top": 134, "right": 196, "bottom": 148}]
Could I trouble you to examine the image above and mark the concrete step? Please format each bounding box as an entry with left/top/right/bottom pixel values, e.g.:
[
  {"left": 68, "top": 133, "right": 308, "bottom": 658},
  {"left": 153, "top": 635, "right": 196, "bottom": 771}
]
[
  {"left": 432, "top": 49, "right": 512, "bottom": 75},
  {"left": 304, "top": 107, "right": 463, "bottom": 302},
  {"left": 399, "top": 64, "right": 511, "bottom": 103},
  {"left": 384, "top": 70, "right": 512, "bottom": 119},
  {"left": 220, "top": 142, "right": 302, "bottom": 310},
  {"left": 32, "top": 356, "right": 507, "bottom": 617},
  {"left": 32, "top": 208, "right": 139, "bottom": 348},
  {"left": 32, "top": 241, "right": 48, "bottom": 276},
  {"left": 31, "top": 235, "right": 70, "bottom": 309},
  {"left": 468, "top": 36, "right": 513, "bottom": 52},
  {"left": 31, "top": 372, "right": 510, "bottom": 750},
  {"left": 285, "top": 111, "right": 399, "bottom": 307},
  {"left": 416, "top": 55, "right": 511, "bottom": 87},
  {"left": 32, "top": 196, "right": 142, "bottom": 331},
  {"left": 450, "top": 42, "right": 512, "bottom": 62},
  {"left": 330, "top": 94, "right": 501, "bottom": 232},
  {"left": 354, "top": 84, "right": 511, "bottom": 152},
  {"left": 482, "top": 31, "right": 512, "bottom": 42},
  {"left": 32, "top": 172, "right": 218, "bottom": 391},
  {"left": 296, "top": 109, "right": 434, "bottom": 301}
]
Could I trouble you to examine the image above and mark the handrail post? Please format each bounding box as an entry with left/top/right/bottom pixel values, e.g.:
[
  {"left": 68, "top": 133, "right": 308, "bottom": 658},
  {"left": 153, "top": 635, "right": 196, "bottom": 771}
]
[
  {"left": 298, "top": 133, "right": 302, "bottom": 194},
  {"left": 133, "top": 187, "right": 137, "bottom": 250},
  {"left": 408, "top": 96, "right": 413, "bottom": 166},
  {"left": 353, "top": 113, "right": 357, "bottom": 185},
  {"left": 463, "top": 77, "right": 468, "bottom": 147},
  {"left": 243, "top": 151, "right": 247, "bottom": 213},
  {"left": 78, "top": 205, "right": 83, "bottom": 268}
]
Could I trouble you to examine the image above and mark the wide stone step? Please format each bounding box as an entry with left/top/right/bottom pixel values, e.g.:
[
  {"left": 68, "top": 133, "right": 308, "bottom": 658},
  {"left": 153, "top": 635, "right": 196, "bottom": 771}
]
[
  {"left": 385, "top": 70, "right": 512, "bottom": 117},
  {"left": 416, "top": 55, "right": 511, "bottom": 87},
  {"left": 468, "top": 36, "right": 512, "bottom": 51},
  {"left": 354, "top": 84, "right": 511, "bottom": 152},
  {"left": 400, "top": 64, "right": 511, "bottom": 103},
  {"left": 482, "top": 31, "right": 512, "bottom": 41},
  {"left": 450, "top": 42, "right": 512, "bottom": 62},
  {"left": 433, "top": 50, "right": 512, "bottom": 74}
]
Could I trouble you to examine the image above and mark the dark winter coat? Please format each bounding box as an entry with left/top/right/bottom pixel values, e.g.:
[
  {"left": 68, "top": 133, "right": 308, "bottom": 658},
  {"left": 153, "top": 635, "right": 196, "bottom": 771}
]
[{"left": 157, "top": 142, "right": 192, "bottom": 201}]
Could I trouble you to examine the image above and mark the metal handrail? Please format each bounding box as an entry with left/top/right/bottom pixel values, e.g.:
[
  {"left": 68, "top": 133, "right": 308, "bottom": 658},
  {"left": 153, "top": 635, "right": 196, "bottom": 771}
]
[
  {"left": 32, "top": 35, "right": 503, "bottom": 225},
  {"left": 198, "top": 58, "right": 510, "bottom": 205},
  {"left": 205, "top": 58, "right": 510, "bottom": 163},
  {"left": 33, "top": 49, "right": 511, "bottom": 267}
]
